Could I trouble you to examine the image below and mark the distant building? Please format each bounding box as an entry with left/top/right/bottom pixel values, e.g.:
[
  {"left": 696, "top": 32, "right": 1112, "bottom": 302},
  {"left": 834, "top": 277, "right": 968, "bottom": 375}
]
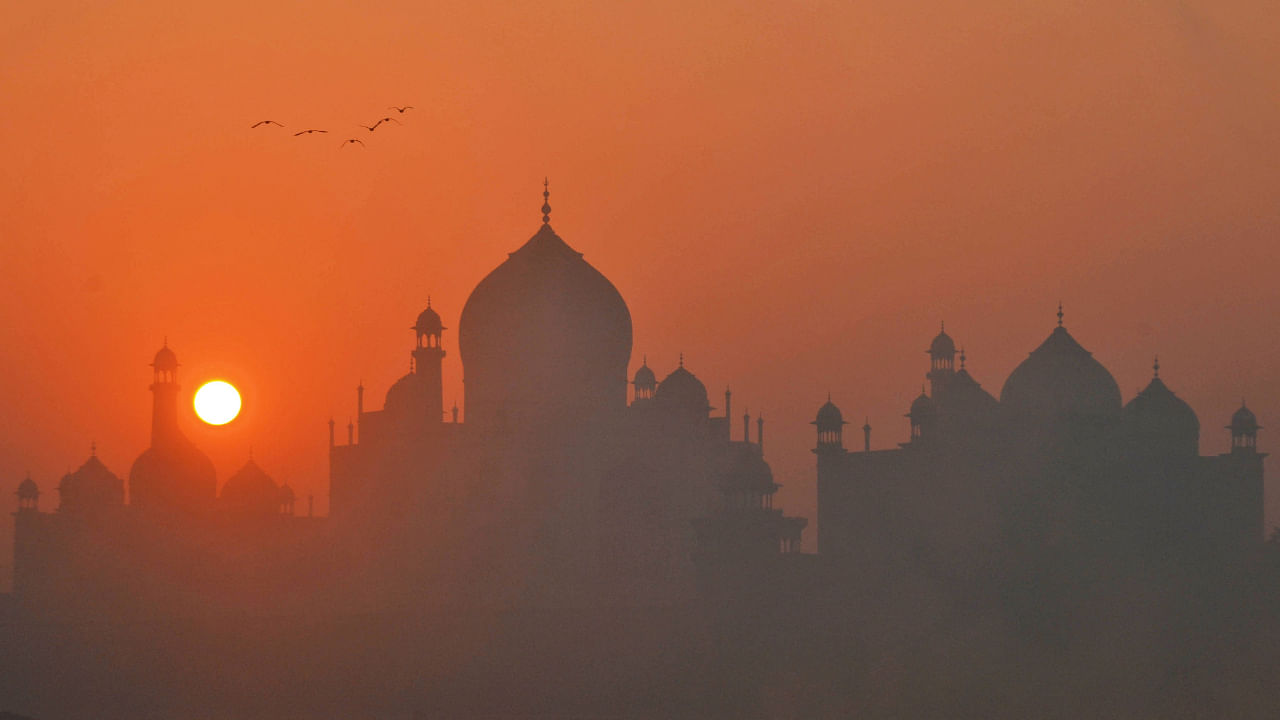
[{"left": 815, "top": 314, "right": 1265, "bottom": 591}]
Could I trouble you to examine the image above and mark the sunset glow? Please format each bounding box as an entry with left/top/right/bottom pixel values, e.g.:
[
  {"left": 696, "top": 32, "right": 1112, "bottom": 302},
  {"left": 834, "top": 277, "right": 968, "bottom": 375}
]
[{"left": 193, "top": 381, "right": 241, "bottom": 425}]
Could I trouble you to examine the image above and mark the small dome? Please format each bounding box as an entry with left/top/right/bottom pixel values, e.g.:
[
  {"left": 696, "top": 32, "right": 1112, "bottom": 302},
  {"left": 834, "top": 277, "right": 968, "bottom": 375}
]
[
  {"left": 655, "top": 363, "right": 709, "bottom": 415},
  {"left": 1000, "top": 324, "right": 1122, "bottom": 421},
  {"left": 721, "top": 445, "right": 777, "bottom": 494},
  {"left": 1230, "top": 403, "right": 1259, "bottom": 432},
  {"left": 384, "top": 371, "right": 427, "bottom": 414},
  {"left": 937, "top": 369, "right": 1000, "bottom": 420},
  {"left": 59, "top": 452, "right": 124, "bottom": 511},
  {"left": 278, "top": 482, "right": 295, "bottom": 503},
  {"left": 220, "top": 458, "right": 280, "bottom": 514},
  {"left": 1125, "top": 375, "right": 1199, "bottom": 453},
  {"left": 633, "top": 361, "right": 656, "bottom": 388},
  {"left": 814, "top": 398, "right": 845, "bottom": 428},
  {"left": 152, "top": 343, "right": 178, "bottom": 372},
  {"left": 128, "top": 442, "right": 216, "bottom": 512},
  {"left": 414, "top": 302, "right": 444, "bottom": 336},
  {"left": 17, "top": 475, "right": 39, "bottom": 499},
  {"left": 909, "top": 391, "right": 936, "bottom": 418},
  {"left": 929, "top": 327, "right": 956, "bottom": 357}
]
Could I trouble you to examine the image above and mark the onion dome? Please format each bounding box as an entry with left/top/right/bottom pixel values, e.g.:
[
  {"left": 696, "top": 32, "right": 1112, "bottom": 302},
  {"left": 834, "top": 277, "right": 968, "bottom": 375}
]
[
  {"left": 939, "top": 368, "right": 999, "bottom": 414},
  {"left": 129, "top": 442, "right": 216, "bottom": 512},
  {"left": 720, "top": 445, "right": 777, "bottom": 496},
  {"left": 929, "top": 325, "right": 956, "bottom": 357},
  {"left": 633, "top": 359, "right": 657, "bottom": 388},
  {"left": 909, "top": 391, "right": 936, "bottom": 418},
  {"left": 58, "top": 448, "right": 124, "bottom": 512},
  {"left": 152, "top": 341, "right": 178, "bottom": 372},
  {"left": 17, "top": 475, "right": 39, "bottom": 500},
  {"left": 458, "top": 185, "right": 632, "bottom": 427},
  {"left": 219, "top": 457, "right": 280, "bottom": 514},
  {"left": 655, "top": 357, "right": 710, "bottom": 416},
  {"left": 1124, "top": 359, "right": 1199, "bottom": 454},
  {"left": 384, "top": 370, "right": 428, "bottom": 415},
  {"left": 1231, "top": 403, "right": 1259, "bottom": 434},
  {"left": 414, "top": 299, "right": 445, "bottom": 336},
  {"left": 999, "top": 311, "right": 1122, "bottom": 422},
  {"left": 813, "top": 397, "right": 846, "bottom": 430}
]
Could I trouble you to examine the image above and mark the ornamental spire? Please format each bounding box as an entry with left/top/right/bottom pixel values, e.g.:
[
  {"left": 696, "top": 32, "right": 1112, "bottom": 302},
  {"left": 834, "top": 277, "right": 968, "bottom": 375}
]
[
  {"left": 1057, "top": 302, "right": 1064, "bottom": 327},
  {"left": 541, "top": 177, "right": 551, "bottom": 225},
  {"left": 1153, "top": 355, "right": 1160, "bottom": 378}
]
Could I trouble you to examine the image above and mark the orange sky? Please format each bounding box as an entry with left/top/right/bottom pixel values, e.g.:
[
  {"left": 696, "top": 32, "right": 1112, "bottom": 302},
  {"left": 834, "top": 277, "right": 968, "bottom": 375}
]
[{"left": 3, "top": 1, "right": 1279, "bottom": 588}]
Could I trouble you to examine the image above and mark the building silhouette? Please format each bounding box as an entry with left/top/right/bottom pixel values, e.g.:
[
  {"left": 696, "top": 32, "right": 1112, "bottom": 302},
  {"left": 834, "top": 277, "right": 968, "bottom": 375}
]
[
  {"left": 3, "top": 188, "right": 1273, "bottom": 718},
  {"left": 10, "top": 185, "right": 806, "bottom": 614},
  {"left": 815, "top": 315, "right": 1265, "bottom": 612}
]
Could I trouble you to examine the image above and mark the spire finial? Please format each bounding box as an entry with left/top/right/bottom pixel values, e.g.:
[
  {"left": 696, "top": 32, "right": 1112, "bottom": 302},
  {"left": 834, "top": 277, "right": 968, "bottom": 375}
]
[
  {"left": 90, "top": 441, "right": 96, "bottom": 457},
  {"left": 827, "top": 391, "right": 832, "bottom": 403},
  {"left": 1153, "top": 355, "right": 1160, "bottom": 378},
  {"left": 541, "top": 177, "right": 551, "bottom": 224},
  {"left": 940, "top": 320, "right": 945, "bottom": 332},
  {"left": 679, "top": 352, "right": 684, "bottom": 369},
  {"left": 1057, "top": 302, "right": 1064, "bottom": 327},
  {"left": 163, "top": 335, "right": 168, "bottom": 348},
  {"left": 642, "top": 354, "right": 647, "bottom": 367},
  {"left": 427, "top": 295, "right": 431, "bottom": 309},
  {"left": 960, "top": 347, "right": 967, "bottom": 369}
]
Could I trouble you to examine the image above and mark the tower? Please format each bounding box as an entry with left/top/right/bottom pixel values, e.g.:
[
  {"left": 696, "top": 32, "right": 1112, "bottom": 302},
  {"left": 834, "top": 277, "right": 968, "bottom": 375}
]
[
  {"left": 813, "top": 395, "right": 846, "bottom": 453},
  {"left": 129, "top": 342, "right": 217, "bottom": 513},
  {"left": 927, "top": 323, "right": 957, "bottom": 396},
  {"left": 412, "top": 298, "right": 446, "bottom": 425},
  {"left": 1229, "top": 402, "right": 1260, "bottom": 452}
]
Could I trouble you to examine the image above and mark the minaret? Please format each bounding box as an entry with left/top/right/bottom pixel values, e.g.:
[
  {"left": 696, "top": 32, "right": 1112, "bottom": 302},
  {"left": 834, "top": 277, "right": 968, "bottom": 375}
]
[
  {"left": 927, "top": 322, "right": 957, "bottom": 396},
  {"left": 743, "top": 409, "right": 751, "bottom": 444},
  {"left": 149, "top": 339, "right": 182, "bottom": 447},
  {"left": 863, "top": 417, "right": 871, "bottom": 452},
  {"left": 757, "top": 413, "right": 765, "bottom": 455},
  {"left": 328, "top": 418, "right": 335, "bottom": 448},
  {"left": 413, "top": 297, "right": 447, "bottom": 425},
  {"left": 356, "top": 381, "right": 364, "bottom": 441}
]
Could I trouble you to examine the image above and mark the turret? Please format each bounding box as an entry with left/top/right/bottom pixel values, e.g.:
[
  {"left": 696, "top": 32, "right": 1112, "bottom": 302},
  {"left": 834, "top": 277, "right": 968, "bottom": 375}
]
[
  {"left": 1229, "top": 402, "right": 1260, "bottom": 453},
  {"left": 927, "top": 322, "right": 957, "bottom": 395},
  {"left": 813, "top": 395, "right": 846, "bottom": 452},
  {"left": 16, "top": 474, "right": 39, "bottom": 512}
]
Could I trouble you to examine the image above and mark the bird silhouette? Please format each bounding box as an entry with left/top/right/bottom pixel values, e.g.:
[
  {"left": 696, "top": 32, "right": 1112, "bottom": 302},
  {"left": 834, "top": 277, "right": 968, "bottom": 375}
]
[
  {"left": 250, "top": 120, "right": 284, "bottom": 128},
  {"left": 341, "top": 138, "right": 366, "bottom": 148},
  {"left": 294, "top": 129, "right": 328, "bottom": 136},
  {"left": 358, "top": 120, "right": 383, "bottom": 132},
  {"left": 388, "top": 106, "right": 414, "bottom": 113},
  {"left": 377, "top": 116, "right": 402, "bottom": 126}
]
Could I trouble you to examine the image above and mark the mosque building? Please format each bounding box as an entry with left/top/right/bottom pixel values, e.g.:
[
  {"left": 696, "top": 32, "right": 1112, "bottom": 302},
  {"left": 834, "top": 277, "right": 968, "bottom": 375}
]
[
  {"left": 814, "top": 310, "right": 1266, "bottom": 590},
  {"left": 9, "top": 185, "right": 806, "bottom": 613}
]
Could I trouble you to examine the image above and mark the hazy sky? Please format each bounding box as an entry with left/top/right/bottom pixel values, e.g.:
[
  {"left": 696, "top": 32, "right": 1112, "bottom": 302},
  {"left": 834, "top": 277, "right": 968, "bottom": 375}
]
[{"left": 3, "top": 0, "right": 1279, "bottom": 586}]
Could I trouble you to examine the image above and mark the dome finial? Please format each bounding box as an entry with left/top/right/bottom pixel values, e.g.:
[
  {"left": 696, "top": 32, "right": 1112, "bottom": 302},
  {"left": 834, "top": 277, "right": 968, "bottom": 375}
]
[
  {"left": 679, "top": 352, "right": 684, "bottom": 369},
  {"left": 642, "top": 354, "right": 648, "bottom": 367},
  {"left": 1057, "top": 302, "right": 1064, "bottom": 327},
  {"left": 1153, "top": 355, "right": 1160, "bottom": 378},
  {"left": 427, "top": 295, "right": 431, "bottom": 309},
  {"left": 941, "top": 320, "right": 945, "bottom": 332},
  {"left": 90, "top": 441, "right": 96, "bottom": 457},
  {"left": 541, "top": 177, "right": 551, "bottom": 224}
]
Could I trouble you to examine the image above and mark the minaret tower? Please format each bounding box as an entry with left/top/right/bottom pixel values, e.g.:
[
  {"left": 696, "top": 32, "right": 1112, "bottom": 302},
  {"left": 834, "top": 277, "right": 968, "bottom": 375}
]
[
  {"left": 927, "top": 322, "right": 957, "bottom": 396},
  {"left": 413, "top": 297, "right": 447, "bottom": 425},
  {"left": 150, "top": 339, "right": 182, "bottom": 447}
]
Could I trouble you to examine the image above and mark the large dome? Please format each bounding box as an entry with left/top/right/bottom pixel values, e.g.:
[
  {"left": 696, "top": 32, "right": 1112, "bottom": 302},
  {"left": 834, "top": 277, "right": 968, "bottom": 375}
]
[
  {"left": 220, "top": 457, "right": 280, "bottom": 514},
  {"left": 1000, "top": 324, "right": 1122, "bottom": 421},
  {"left": 459, "top": 220, "right": 632, "bottom": 427}
]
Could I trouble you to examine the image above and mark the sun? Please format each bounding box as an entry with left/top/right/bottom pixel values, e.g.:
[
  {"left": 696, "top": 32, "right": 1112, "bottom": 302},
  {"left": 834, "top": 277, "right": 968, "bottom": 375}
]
[{"left": 194, "top": 380, "right": 242, "bottom": 425}]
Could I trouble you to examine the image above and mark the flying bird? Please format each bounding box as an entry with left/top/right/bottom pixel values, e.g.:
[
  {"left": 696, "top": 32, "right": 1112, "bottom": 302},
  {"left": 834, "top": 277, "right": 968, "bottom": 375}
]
[
  {"left": 388, "top": 106, "right": 414, "bottom": 113},
  {"left": 358, "top": 120, "right": 383, "bottom": 132},
  {"left": 250, "top": 120, "right": 284, "bottom": 128},
  {"left": 293, "top": 129, "right": 328, "bottom": 136},
  {"left": 341, "top": 138, "right": 366, "bottom": 148},
  {"left": 377, "top": 117, "right": 402, "bottom": 125}
]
